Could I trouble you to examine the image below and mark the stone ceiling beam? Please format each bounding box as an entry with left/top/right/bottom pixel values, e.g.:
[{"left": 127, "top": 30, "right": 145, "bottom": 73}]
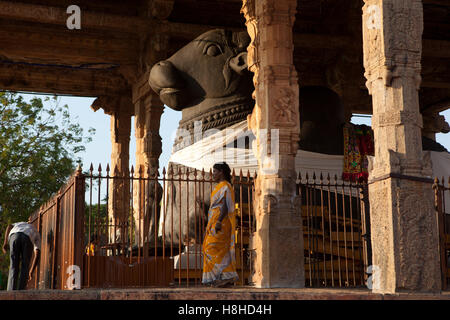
[
  {"left": 422, "top": 80, "right": 450, "bottom": 89},
  {"left": 423, "top": 39, "right": 450, "bottom": 59},
  {"left": 160, "top": 21, "right": 353, "bottom": 49},
  {"left": 0, "top": 61, "right": 130, "bottom": 98},
  {"left": 1, "top": 24, "right": 448, "bottom": 77},
  {"left": 0, "top": 0, "right": 448, "bottom": 59},
  {"left": 423, "top": 0, "right": 450, "bottom": 5},
  {"left": 0, "top": 28, "right": 139, "bottom": 65},
  {"left": 422, "top": 99, "right": 450, "bottom": 114},
  {"left": 162, "top": 22, "right": 450, "bottom": 57},
  {"left": 422, "top": 61, "right": 450, "bottom": 89},
  {"left": 0, "top": 1, "right": 151, "bottom": 33}
]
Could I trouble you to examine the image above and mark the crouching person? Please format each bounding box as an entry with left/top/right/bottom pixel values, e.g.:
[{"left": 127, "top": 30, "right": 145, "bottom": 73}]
[{"left": 2, "top": 221, "right": 41, "bottom": 290}]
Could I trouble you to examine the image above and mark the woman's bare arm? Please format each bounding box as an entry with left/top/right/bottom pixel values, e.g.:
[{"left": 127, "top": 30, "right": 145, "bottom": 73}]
[{"left": 215, "top": 200, "right": 228, "bottom": 232}]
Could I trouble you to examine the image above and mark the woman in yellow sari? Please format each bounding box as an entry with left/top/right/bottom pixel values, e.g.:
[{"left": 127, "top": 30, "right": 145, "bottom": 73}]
[{"left": 202, "top": 162, "right": 239, "bottom": 287}]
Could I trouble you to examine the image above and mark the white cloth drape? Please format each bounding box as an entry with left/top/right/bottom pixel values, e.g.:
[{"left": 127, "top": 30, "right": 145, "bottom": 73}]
[
  {"left": 169, "top": 120, "right": 345, "bottom": 178},
  {"left": 168, "top": 119, "right": 450, "bottom": 212}
]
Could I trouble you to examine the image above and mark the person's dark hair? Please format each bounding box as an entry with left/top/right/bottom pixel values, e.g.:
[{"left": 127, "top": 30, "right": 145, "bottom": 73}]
[{"left": 213, "top": 162, "right": 232, "bottom": 183}]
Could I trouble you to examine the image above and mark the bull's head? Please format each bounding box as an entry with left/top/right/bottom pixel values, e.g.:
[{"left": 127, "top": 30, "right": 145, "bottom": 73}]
[{"left": 149, "top": 29, "right": 252, "bottom": 111}]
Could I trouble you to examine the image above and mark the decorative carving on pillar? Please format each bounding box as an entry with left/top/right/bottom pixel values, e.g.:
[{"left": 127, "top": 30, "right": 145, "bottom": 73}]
[
  {"left": 94, "top": 97, "right": 133, "bottom": 244},
  {"left": 241, "top": 0, "right": 262, "bottom": 143},
  {"left": 242, "top": 0, "right": 304, "bottom": 288},
  {"left": 362, "top": 0, "right": 441, "bottom": 293},
  {"left": 133, "top": 93, "right": 164, "bottom": 250},
  {"left": 363, "top": 0, "right": 426, "bottom": 177},
  {"left": 144, "top": 94, "right": 164, "bottom": 175},
  {"left": 246, "top": 0, "right": 300, "bottom": 164},
  {"left": 363, "top": 0, "right": 423, "bottom": 93},
  {"left": 244, "top": 0, "right": 300, "bottom": 160},
  {"left": 241, "top": 0, "right": 259, "bottom": 100},
  {"left": 133, "top": 94, "right": 164, "bottom": 175},
  {"left": 292, "top": 196, "right": 302, "bottom": 215},
  {"left": 272, "top": 87, "right": 296, "bottom": 127},
  {"left": 396, "top": 191, "right": 439, "bottom": 291},
  {"left": 263, "top": 194, "right": 277, "bottom": 214}
]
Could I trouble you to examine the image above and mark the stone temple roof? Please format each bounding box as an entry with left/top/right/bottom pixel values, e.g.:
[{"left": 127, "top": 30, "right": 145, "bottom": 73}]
[{"left": 0, "top": 0, "right": 448, "bottom": 115}]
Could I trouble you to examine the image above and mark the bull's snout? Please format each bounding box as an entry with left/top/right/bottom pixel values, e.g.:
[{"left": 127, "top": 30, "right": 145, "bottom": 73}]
[
  {"left": 149, "top": 60, "right": 189, "bottom": 110},
  {"left": 149, "top": 60, "right": 185, "bottom": 93}
]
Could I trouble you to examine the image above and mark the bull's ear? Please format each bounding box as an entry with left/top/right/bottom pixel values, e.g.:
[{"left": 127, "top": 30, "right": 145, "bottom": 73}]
[{"left": 229, "top": 52, "right": 248, "bottom": 75}]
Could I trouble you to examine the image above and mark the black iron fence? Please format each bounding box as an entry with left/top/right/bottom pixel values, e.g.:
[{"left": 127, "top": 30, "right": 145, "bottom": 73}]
[
  {"left": 80, "top": 164, "right": 256, "bottom": 288},
  {"left": 28, "top": 164, "right": 374, "bottom": 289},
  {"left": 297, "top": 173, "right": 371, "bottom": 288},
  {"left": 433, "top": 177, "right": 450, "bottom": 290}
]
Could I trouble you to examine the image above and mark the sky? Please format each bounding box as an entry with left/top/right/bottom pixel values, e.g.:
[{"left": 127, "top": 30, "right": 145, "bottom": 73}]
[
  {"left": 18, "top": 93, "right": 450, "bottom": 176},
  {"left": 19, "top": 94, "right": 182, "bottom": 175}
]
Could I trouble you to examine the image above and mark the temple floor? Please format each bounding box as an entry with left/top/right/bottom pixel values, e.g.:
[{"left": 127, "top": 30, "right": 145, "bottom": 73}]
[{"left": 1, "top": 287, "right": 450, "bottom": 300}]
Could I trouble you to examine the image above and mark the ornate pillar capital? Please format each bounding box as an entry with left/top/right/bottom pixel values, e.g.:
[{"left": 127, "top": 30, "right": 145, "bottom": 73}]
[
  {"left": 362, "top": 0, "right": 427, "bottom": 177},
  {"left": 91, "top": 95, "right": 133, "bottom": 117},
  {"left": 422, "top": 112, "right": 450, "bottom": 140},
  {"left": 362, "top": 0, "right": 423, "bottom": 94},
  {"left": 244, "top": 0, "right": 300, "bottom": 159}
]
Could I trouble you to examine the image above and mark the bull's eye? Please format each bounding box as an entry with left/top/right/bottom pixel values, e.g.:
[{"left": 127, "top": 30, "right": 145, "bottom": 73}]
[{"left": 205, "top": 44, "right": 221, "bottom": 57}]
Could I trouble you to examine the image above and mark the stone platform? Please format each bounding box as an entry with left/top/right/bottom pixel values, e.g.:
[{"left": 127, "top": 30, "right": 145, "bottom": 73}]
[{"left": 1, "top": 287, "right": 450, "bottom": 300}]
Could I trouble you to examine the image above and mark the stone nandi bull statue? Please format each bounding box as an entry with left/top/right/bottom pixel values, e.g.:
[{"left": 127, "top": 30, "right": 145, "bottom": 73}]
[
  {"left": 149, "top": 29, "right": 254, "bottom": 247},
  {"left": 149, "top": 29, "right": 449, "bottom": 250}
]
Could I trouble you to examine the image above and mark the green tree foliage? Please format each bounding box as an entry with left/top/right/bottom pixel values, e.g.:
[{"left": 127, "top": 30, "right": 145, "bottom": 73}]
[
  {"left": 83, "top": 202, "right": 136, "bottom": 245},
  {"left": 0, "top": 92, "right": 95, "bottom": 289}
]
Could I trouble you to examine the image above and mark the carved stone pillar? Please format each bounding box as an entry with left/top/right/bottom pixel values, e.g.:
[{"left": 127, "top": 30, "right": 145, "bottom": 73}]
[
  {"left": 109, "top": 101, "right": 132, "bottom": 244},
  {"left": 91, "top": 96, "right": 132, "bottom": 245},
  {"left": 242, "top": 0, "right": 304, "bottom": 288},
  {"left": 133, "top": 90, "right": 164, "bottom": 250},
  {"left": 362, "top": 0, "right": 441, "bottom": 293}
]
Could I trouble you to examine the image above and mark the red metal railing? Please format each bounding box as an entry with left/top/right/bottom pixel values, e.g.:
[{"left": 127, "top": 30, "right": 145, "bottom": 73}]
[{"left": 27, "top": 168, "right": 85, "bottom": 289}]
